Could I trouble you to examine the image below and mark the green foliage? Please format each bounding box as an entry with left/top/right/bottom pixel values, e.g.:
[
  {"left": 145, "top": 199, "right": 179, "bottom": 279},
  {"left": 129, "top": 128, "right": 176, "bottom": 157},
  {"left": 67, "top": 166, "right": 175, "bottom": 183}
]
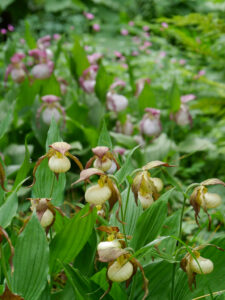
[
  {"left": 138, "top": 82, "right": 156, "bottom": 112},
  {"left": 11, "top": 214, "right": 49, "bottom": 300},
  {"left": 95, "top": 64, "right": 114, "bottom": 103}
]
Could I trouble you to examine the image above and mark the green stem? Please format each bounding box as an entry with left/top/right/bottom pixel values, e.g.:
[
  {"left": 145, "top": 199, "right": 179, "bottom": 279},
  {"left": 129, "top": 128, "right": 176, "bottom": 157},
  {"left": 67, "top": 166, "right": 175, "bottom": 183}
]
[
  {"left": 120, "top": 202, "right": 128, "bottom": 246},
  {"left": 49, "top": 175, "right": 56, "bottom": 198},
  {"left": 129, "top": 274, "right": 137, "bottom": 300},
  {"left": 124, "top": 185, "right": 131, "bottom": 218},
  {"left": 0, "top": 244, "right": 11, "bottom": 290}
]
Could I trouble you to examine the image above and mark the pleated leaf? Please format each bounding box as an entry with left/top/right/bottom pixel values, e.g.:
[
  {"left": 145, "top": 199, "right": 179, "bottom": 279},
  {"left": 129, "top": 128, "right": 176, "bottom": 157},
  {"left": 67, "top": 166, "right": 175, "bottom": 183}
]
[
  {"left": 0, "top": 191, "right": 18, "bottom": 228},
  {"left": 49, "top": 205, "right": 96, "bottom": 274},
  {"left": 11, "top": 214, "right": 49, "bottom": 300},
  {"left": 130, "top": 189, "right": 173, "bottom": 250}
]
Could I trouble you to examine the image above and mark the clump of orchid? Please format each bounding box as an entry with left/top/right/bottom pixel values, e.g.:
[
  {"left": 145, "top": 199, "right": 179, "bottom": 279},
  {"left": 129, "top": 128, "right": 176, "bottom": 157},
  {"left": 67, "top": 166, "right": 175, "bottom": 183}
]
[
  {"left": 27, "top": 198, "right": 64, "bottom": 233},
  {"left": 180, "top": 244, "right": 223, "bottom": 291},
  {"left": 85, "top": 146, "right": 120, "bottom": 174},
  {"left": 72, "top": 167, "right": 122, "bottom": 222},
  {"left": 170, "top": 94, "right": 196, "bottom": 127},
  {"left": 79, "top": 65, "right": 98, "bottom": 93},
  {"left": 190, "top": 178, "right": 225, "bottom": 229},
  {"left": 29, "top": 142, "right": 83, "bottom": 187},
  {"left": 106, "top": 80, "right": 128, "bottom": 112},
  {"left": 140, "top": 108, "right": 162, "bottom": 138},
  {"left": 4, "top": 53, "right": 27, "bottom": 85},
  {"left": 36, "top": 95, "right": 66, "bottom": 127},
  {"left": 131, "top": 161, "right": 173, "bottom": 209},
  {"left": 96, "top": 226, "right": 149, "bottom": 300},
  {"left": 28, "top": 49, "right": 54, "bottom": 80}
]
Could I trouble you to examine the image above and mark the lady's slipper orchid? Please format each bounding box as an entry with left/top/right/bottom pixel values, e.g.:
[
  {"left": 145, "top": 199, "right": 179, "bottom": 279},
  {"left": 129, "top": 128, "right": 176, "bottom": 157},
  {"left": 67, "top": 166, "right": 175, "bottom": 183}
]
[
  {"left": 36, "top": 95, "right": 66, "bottom": 127},
  {"left": 140, "top": 108, "right": 162, "bottom": 137},
  {"left": 132, "top": 161, "right": 173, "bottom": 209},
  {"left": 29, "top": 142, "right": 83, "bottom": 187},
  {"left": 72, "top": 168, "right": 122, "bottom": 222},
  {"left": 106, "top": 80, "right": 128, "bottom": 112},
  {"left": 79, "top": 65, "right": 98, "bottom": 93},
  {"left": 4, "top": 53, "right": 27, "bottom": 85},
  {"left": 29, "top": 49, "right": 54, "bottom": 79},
  {"left": 85, "top": 146, "right": 120, "bottom": 173},
  {"left": 190, "top": 178, "right": 225, "bottom": 228},
  {"left": 87, "top": 53, "right": 102, "bottom": 65},
  {"left": 180, "top": 244, "right": 222, "bottom": 290},
  {"left": 170, "top": 94, "right": 196, "bottom": 126},
  {"left": 116, "top": 115, "right": 133, "bottom": 136}
]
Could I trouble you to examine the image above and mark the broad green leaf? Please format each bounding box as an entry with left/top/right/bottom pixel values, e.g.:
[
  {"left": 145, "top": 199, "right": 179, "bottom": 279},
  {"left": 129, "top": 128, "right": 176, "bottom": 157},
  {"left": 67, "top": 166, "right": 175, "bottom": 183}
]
[
  {"left": 115, "top": 145, "right": 139, "bottom": 184},
  {"left": 178, "top": 135, "right": 216, "bottom": 153},
  {"left": 40, "top": 75, "right": 61, "bottom": 97},
  {"left": 168, "top": 78, "right": 181, "bottom": 113},
  {"left": 95, "top": 64, "right": 114, "bottom": 103},
  {"left": 25, "top": 21, "right": 36, "bottom": 49},
  {"left": 49, "top": 205, "right": 96, "bottom": 274},
  {"left": 0, "top": 101, "right": 15, "bottom": 140},
  {"left": 71, "top": 37, "right": 89, "bottom": 79},
  {"left": 11, "top": 214, "right": 49, "bottom": 300},
  {"left": 109, "top": 187, "right": 143, "bottom": 236},
  {"left": 62, "top": 264, "right": 93, "bottom": 300},
  {"left": 13, "top": 135, "right": 31, "bottom": 190},
  {"left": 98, "top": 119, "right": 112, "bottom": 148},
  {"left": 130, "top": 189, "right": 173, "bottom": 250},
  {"left": 32, "top": 159, "right": 66, "bottom": 206},
  {"left": 91, "top": 268, "right": 128, "bottom": 300},
  {"left": 0, "top": 0, "right": 15, "bottom": 10},
  {"left": 45, "top": 0, "right": 85, "bottom": 12},
  {"left": 138, "top": 82, "right": 156, "bottom": 112},
  {"left": 0, "top": 191, "right": 18, "bottom": 228},
  {"left": 45, "top": 118, "right": 62, "bottom": 151},
  {"left": 110, "top": 132, "right": 137, "bottom": 149}
]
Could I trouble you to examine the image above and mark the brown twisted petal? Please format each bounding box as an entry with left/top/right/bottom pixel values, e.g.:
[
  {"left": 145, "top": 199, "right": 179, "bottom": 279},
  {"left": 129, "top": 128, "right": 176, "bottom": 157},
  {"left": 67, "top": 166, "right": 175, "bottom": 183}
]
[
  {"left": 0, "top": 227, "right": 15, "bottom": 273},
  {"left": 142, "top": 160, "right": 175, "bottom": 170},
  {"left": 92, "top": 146, "right": 109, "bottom": 158},
  {"left": 0, "top": 161, "right": 9, "bottom": 192},
  {"left": 0, "top": 285, "right": 24, "bottom": 299},
  {"left": 201, "top": 178, "right": 225, "bottom": 187},
  {"left": 49, "top": 142, "right": 71, "bottom": 155},
  {"left": 71, "top": 168, "right": 104, "bottom": 185}
]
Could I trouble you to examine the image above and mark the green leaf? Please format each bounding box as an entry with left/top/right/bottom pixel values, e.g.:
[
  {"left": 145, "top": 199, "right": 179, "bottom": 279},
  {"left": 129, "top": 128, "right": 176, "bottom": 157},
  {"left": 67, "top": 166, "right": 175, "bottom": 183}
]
[
  {"left": 130, "top": 189, "right": 173, "bottom": 250},
  {"left": 115, "top": 145, "right": 139, "bottom": 184},
  {"left": 95, "top": 64, "right": 114, "bottom": 103},
  {"left": 138, "top": 82, "right": 156, "bottom": 112},
  {"left": 0, "top": 101, "right": 15, "bottom": 140},
  {"left": 13, "top": 135, "right": 31, "bottom": 190},
  {"left": 40, "top": 75, "right": 61, "bottom": 97},
  {"left": 91, "top": 268, "right": 128, "bottom": 300},
  {"left": 0, "top": 191, "right": 18, "bottom": 228},
  {"left": 45, "top": 118, "right": 62, "bottom": 151},
  {"left": 49, "top": 205, "right": 96, "bottom": 274},
  {"left": 32, "top": 159, "right": 66, "bottom": 206},
  {"left": 110, "top": 187, "right": 143, "bottom": 236},
  {"left": 110, "top": 132, "right": 137, "bottom": 149},
  {"left": 168, "top": 78, "right": 181, "bottom": 113},
  {"left": 98, "top": 119, "right": 112, "bottom": 148},
  {"left": 25, "top": 21, "right": 37, "bottom": 49},
  {"left": 71, "top": 37, "right": 89, "bottom": 80},
  {"left": 0, "top": 0, "right": 15, "bottom": 10},
  {"left": 11, "top": 214, "right": 49, "bottom": 300}
]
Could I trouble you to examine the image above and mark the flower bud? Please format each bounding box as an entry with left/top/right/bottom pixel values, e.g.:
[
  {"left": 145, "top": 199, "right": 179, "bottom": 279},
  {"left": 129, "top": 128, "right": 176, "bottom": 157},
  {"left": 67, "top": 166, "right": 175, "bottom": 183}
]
[
  {"left": 93, "top": 157, "right": 112, "bottom": 172},
  {"left": 42, "top": 107, "right": 61, "bottom": 124},
  {"left": 190, "top": 256, "right": 213, "bottom": 274},
  {"left": 40, "top": 209, "right": 54, "bottom": 228},
  {"left": 11, "top": 68, "right": 26, "bottom": 83},
  {"left": 107, "top": 260, "right": 133, "bottom": 282},
  {"left": 150, "top": 177, "right": 163, "bottom": 192},
  {"left": 48, "top": 154, "right": 71, "bottom": 173},
  {"left": 85, "top": 184, "right": 112, "bottom": 205}
]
